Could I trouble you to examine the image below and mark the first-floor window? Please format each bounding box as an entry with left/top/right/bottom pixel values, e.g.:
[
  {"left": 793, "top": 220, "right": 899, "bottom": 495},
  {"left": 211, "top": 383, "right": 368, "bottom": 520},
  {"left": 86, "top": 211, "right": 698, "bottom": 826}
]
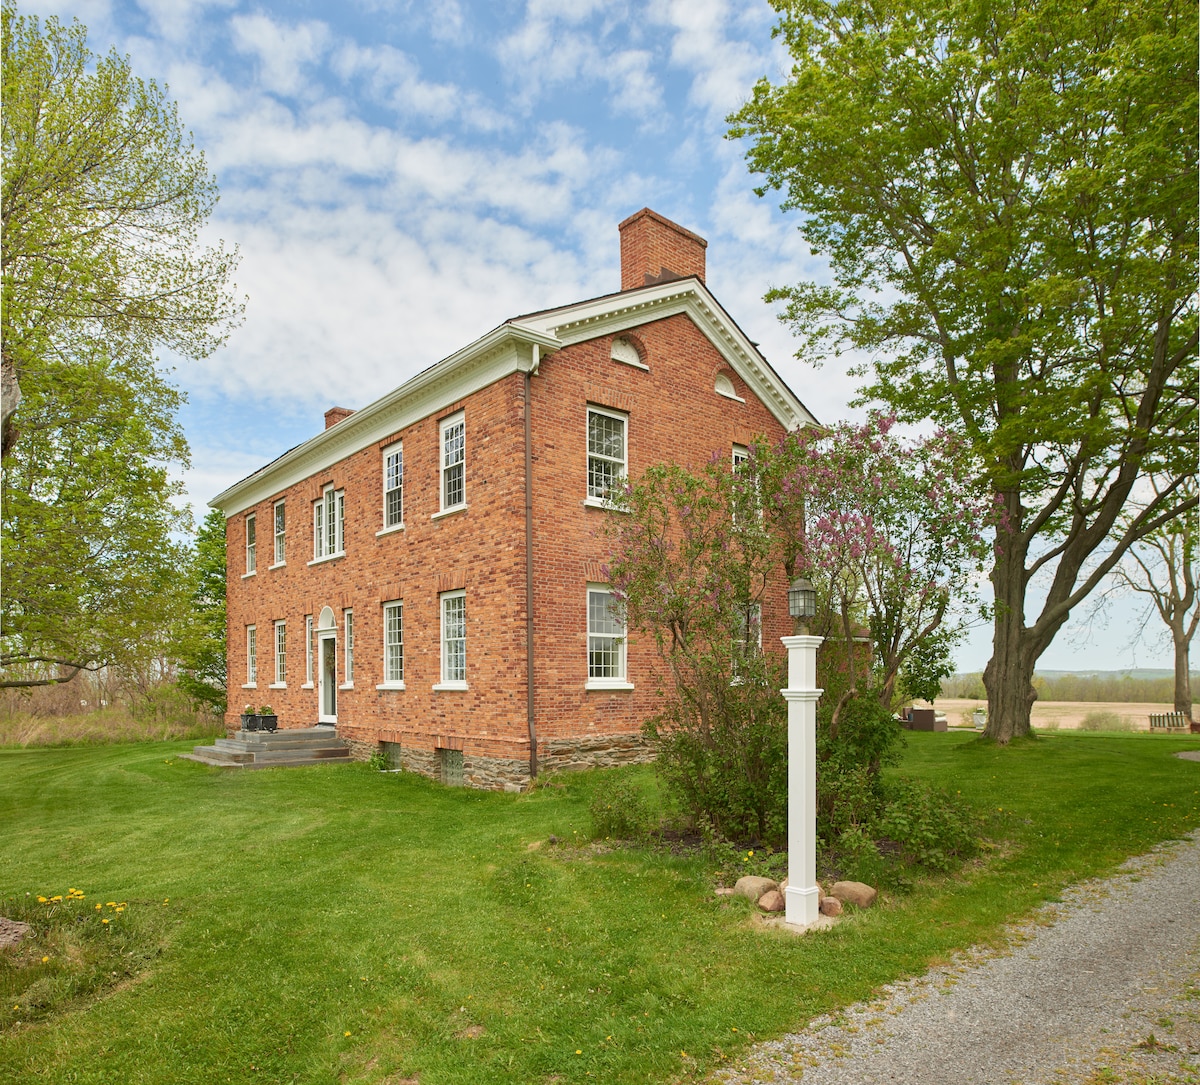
[
  {"left": 383, "top": 601, "right": 404, "bottom": 683},
  {"left": 440, "top": 590, "right": 466, "bottom": 683},
  {"left": 274, "top": 621, "right": 287, "bottom": 685},
  {"left": 587, "top": 585, "right": 625, "bottom": 681},
  {"left": 344, "top": 610, "right": 354, "bottom": 683},
  {"left": 305, "top": 614, "right": 313, "bottom": 684},
  {"left": 247, "top": 625, "right": 257, "bottom": 685},
  {"left": 733, "top": 602, "right": 762, "bottom": 675}
]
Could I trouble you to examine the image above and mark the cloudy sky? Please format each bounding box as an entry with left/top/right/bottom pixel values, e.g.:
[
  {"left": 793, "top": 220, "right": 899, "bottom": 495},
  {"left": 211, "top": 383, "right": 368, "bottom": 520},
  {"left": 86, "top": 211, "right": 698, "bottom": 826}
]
[{"left": 19, "top": 0, "right": 1173, "bottom": 673}]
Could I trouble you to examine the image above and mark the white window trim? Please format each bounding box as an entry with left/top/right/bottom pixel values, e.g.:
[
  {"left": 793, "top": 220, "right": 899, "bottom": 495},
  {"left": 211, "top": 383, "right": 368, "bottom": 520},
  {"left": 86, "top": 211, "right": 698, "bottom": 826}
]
[
  {"left": 312, "top": 484, "right": 345, "bottom": 561},
  {"left": 586, "top": 405, "right": 628, "bottom": 507},
  {"left": 304, "top": 614, "right": 314, "bottom": 687},
  {"left": 245, "top": 514, "right": 257, "bottom": 575},
  {"left": 381, "top": 600, "right": 404, "bottom": 688},
  {"left": 383, "top": 444, "right": 404, "bottom": 530},
  {"left": 273, "top": 619, "right": 287, "bottom": 687},
  {"left": 611, "top": 337, "right": 649, "bottom": 371},
  {"left": 439, "top": 411, "right": 466, "bottom": 514},
  {"left": 343, "top": 609, "right": 354, "bottom": 686},
  {"left": 246, "top": 625, "right": 257, "bottom": 687},
  {"left": 585, "top": 584, "right": 633, "bottom": 691},
  {"left": 715, "top": 373, "right": 746, "bottom": 403},
  {"left": 272, "top": 500, "right": 286, "bottom": 567},
  {"left": 435, "top": 588, "right": 468, "bottom": 690},
  {"left": 430, "top": 504, "right": 469, "bottom": 521}
]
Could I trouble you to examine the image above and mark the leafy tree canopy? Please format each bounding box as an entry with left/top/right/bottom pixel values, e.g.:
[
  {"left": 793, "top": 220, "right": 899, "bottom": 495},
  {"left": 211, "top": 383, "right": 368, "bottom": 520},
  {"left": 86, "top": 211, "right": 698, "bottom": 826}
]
[
  {"left": 174, "top": 508, "right": 228, "bottom": 712},
  {"left": 1, "top": 1, "right": 241, "bottom": 455},
  {"left": 730, "top": 0, "right": 1198, "bottom": 742}
]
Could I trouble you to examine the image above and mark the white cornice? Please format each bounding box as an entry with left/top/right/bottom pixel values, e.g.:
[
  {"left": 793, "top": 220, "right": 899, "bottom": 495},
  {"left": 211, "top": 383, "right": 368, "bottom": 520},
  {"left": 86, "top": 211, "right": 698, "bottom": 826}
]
[
  {"left": 513, "top": 279, "right": 816, "bottom": 433},
  {"left": 210, "top": 324, "right": 560, "bottom": 516},
  {"left": 210, "top": 281, "right": 815, "bottom": 518}
]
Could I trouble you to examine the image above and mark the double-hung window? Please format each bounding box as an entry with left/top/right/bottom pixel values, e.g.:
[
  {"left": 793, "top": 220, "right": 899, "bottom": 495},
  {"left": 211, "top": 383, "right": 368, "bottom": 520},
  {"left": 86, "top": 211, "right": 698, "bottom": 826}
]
[
  {"left": 586, "top": 585, "right": 630, "bottom": 688},
  {"left": 273, "top": 621, "right": 286, "bottom": 686},
  {"left": 383, "top": 444, "right": 403, "bottom": 528},
  {"left": 273, "top": 500, "right": 286, "bottom": 565},
  {"left": 313, "top": 484, "right": 345, "bottom": 560},
  {"left": 381, "top": 601, "right": 404, "bottom": 686},
  {"left": 304, "top": 614, "right": 314, "bottom": 686},
  {"left": 343, "top": 610, "right": 354, "bottom": 685},
  {"left": 586, "top": 407, "right": 626, "bottom": 505},
  {"left": 440, "top": 413, "right": 465, "bottom": 512},
  {"left": 245, "top": 514, "right": 257, "bottom": 574},
  {"left": 733, "top": 602, "right": 762, "bottom": 677},
  {"left": 246, "top": 625, "right": 257, "bottom": 686},
  {"left": 437, "top": 590, "right": 467, "bottom": 688}
]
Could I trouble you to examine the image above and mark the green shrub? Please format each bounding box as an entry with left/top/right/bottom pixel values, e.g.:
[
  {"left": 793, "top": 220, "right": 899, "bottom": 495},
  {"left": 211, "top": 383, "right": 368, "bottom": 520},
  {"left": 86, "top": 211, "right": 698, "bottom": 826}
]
[
  {"left": 589, "top": 778, "right": 653, "bottom": 841},
  {"left": 874, "top": 776, "right": 982, "bottom": 871},
  {"left": 1080, "top": 710, "right": 1130, "bottom": 732}
]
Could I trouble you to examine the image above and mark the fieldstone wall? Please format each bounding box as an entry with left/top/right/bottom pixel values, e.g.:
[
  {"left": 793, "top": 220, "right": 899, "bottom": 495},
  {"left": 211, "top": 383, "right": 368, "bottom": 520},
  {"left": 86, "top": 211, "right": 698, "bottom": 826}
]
[{"left": 367, "top": 731, "right": 653, "bottom": 792}]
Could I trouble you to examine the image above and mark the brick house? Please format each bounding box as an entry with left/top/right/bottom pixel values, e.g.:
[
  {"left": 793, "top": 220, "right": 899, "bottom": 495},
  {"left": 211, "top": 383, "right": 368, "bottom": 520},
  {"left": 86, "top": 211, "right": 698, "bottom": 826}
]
[{"left": 211, "top": 209, "right": 817, "bottom": 789}]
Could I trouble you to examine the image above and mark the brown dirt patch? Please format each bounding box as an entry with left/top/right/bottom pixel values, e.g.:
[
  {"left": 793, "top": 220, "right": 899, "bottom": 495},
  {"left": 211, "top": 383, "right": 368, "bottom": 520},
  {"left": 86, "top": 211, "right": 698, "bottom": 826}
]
[
  {"left": 0, "top": 916, "right": 31, "bottom": 949},
  {"left": 936, "top": 699, "right": 1178, "bottom": 732}
]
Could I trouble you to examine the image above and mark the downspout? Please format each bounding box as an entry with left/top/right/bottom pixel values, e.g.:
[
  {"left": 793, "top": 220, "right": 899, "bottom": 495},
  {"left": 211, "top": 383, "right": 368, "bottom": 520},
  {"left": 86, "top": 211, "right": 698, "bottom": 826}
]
[{"left": 525, "top": 345, "right": 540, "bottom": 778}]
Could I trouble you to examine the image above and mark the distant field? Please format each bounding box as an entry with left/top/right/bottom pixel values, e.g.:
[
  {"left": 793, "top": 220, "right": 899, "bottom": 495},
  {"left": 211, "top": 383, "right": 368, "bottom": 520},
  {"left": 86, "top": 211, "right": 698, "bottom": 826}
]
[{"left": 937, "top": 698, "right": 1181, "bottom": 731}]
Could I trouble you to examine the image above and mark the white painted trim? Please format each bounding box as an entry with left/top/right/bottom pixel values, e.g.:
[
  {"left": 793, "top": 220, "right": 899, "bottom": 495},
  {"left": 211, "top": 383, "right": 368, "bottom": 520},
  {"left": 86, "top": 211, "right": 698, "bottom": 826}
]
[
  {"left": 209, "top": 281, "right": 814, "bottom": 518},
  {"left": 268, "top": 682, "right": 286, "bottom": 690},
  {"left": 375, "top": 681, "right": 406, "bottom": 691},
  {"left": 375, "top": 523, "right": 405, "bottom": 537},
  {"left": 585, "top": 680, "right": 635, "bottom": 691},
  {"left": 301, "top": 682, "right": 314, "bottom": 690},
  {"left": 716, "top": 385, "right": 746, "bottom": 403},
  {"left": 430, "top": 504, "right": 467, "bottom": 521},
  {"left": 582, "top": 496, "right": 629, "bottom": 512},
  {"left": 307, "top": 552, "right": 345, "bottom": 567},
  {"left": 267, "top": 562, "right": 286, "bottom": 570},
  {"left": 210, "top": 324, "right": 560, "bottom": 516},
  {"left": 240, "top": 570, "right": 257, "bottom": 579},
  {"left": 240, "top": 683, "right": 257, "bottom": 690},
  {"left": 432, "top": 681, "right": 469, "bottom": 692},
  {"left": 338, "top": 682, "right": 354, "bottom": 690},
  {"left": 614, "top": 356, "right": 649, "bottom": 371}
]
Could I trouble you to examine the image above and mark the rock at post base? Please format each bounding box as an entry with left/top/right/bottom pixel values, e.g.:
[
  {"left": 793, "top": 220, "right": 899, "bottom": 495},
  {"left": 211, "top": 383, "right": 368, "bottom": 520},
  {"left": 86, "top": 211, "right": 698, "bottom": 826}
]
[
  {"left": 733, "top": 876, "right": 779, "bottom": 903},
  {"left": 830, "top": 880, "right": 878, "bottom": 908},
  {"left": 819, "top": 897, "right": 843, "bottom": 917},
  {"left": 757, "top": 890, "right": 785, "bottom": 913}
]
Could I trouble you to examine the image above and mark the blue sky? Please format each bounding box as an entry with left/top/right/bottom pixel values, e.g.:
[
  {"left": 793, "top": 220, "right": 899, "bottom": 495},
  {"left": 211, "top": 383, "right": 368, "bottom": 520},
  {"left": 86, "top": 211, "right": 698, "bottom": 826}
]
[{"left": 20, "top": 0, "right": 1178, "bottom": 674}]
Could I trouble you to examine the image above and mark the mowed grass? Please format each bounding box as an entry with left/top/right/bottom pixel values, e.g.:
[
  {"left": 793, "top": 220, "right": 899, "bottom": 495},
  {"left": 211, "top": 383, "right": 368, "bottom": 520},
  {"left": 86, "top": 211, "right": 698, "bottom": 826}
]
[{"left": 1, "top": 731, "right": 1198, "bottom": 1084}]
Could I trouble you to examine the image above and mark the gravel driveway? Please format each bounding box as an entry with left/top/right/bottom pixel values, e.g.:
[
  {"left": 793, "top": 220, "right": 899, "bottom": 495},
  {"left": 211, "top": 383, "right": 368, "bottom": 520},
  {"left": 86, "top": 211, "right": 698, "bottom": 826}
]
[{"left": 712, "top": 828, "right": 1200, "bottom": 1085}]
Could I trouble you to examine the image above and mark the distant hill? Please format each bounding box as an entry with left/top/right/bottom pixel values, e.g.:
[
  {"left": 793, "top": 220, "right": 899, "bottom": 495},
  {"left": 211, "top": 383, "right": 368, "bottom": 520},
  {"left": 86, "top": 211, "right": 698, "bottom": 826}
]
[{"left": 943, "top": 669, "right": 1197, "bottom": 703}]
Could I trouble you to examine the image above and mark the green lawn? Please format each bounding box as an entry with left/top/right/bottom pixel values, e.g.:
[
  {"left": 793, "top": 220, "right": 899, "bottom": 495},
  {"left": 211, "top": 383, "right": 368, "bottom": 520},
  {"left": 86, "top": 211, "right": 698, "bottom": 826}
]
[{"left": 1, "top": 731, "right": 1198, "bottom": 1084}]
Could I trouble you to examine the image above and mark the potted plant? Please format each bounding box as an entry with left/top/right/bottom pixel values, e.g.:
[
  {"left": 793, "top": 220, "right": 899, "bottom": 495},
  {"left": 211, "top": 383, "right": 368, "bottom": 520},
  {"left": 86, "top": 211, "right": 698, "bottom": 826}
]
[
  {"left": 240, "top": 704, "right": 258, "bottom": 732},
  {"left": 258, "top": 705, "right": 278, "bottom": 732}
]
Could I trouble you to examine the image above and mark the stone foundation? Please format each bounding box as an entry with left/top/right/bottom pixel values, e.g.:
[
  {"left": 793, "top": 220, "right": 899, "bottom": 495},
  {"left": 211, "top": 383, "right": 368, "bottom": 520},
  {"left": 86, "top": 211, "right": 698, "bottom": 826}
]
[{"left": 367, "top": 731, "right": 654, "bottom": 791}]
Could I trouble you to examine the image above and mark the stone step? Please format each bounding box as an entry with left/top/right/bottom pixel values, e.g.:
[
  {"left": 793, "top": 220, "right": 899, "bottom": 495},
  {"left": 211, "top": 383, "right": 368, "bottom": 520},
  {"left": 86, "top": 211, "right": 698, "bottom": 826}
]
[
  {"left": 253, "top": 746, "right": 351, "bottom": 763},
  {"left": 217, "top": 735, "right": 346, "bottom": 753},
  {"left": 179, "top": 749, "right": 254, "bottom": 766}
]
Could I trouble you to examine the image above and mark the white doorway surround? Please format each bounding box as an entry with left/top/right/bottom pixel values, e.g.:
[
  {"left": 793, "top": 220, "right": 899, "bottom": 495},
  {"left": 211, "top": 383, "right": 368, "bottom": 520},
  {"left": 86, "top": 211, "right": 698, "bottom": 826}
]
[{"left": 317, "top": 606, "right": 337, "bottom": 725}]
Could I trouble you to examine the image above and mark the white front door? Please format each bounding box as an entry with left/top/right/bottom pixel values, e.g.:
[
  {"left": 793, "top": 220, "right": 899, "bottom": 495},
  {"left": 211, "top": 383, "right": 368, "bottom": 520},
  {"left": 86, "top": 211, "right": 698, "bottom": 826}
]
[{"left": 318, "top": 632, "right": 337, "bottom": 724}]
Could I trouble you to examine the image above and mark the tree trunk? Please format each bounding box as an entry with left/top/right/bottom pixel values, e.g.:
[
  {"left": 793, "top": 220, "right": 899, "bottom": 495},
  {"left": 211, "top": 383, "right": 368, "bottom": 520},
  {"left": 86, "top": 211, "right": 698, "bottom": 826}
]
[
  {"left": 983, "top": 517, "right": 1037, "bottom": 743},
  {"left": 1, "top": 355, "right": 21, "bottom": 458},
  {"left": 1173, "top": 626, "right": 1193, "bottom": 721}
]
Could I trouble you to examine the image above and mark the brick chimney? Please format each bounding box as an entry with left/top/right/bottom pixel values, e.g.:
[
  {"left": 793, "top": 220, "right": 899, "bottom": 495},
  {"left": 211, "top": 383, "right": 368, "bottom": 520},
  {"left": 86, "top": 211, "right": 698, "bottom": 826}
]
[
  {"left": 618, "top": 208, "right": 707, "bottom": 291},
  {"left": 325, "top": 406, "right": 355, "bottom": 429}
]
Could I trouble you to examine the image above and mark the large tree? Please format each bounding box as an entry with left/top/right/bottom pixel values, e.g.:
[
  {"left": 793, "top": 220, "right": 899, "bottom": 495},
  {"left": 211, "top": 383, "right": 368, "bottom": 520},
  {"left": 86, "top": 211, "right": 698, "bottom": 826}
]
[
  {"left": 1, "top": 2, "right": 241, "bottom": 457},
  {"left": 1, "top": 4, "right": 241, "bottom": 685},
  {"left": 174, "top": 508, "right": 228, "bottom": 713},
  {"left": 731, "top": 0, "right": 1199, "bottom": 742}
]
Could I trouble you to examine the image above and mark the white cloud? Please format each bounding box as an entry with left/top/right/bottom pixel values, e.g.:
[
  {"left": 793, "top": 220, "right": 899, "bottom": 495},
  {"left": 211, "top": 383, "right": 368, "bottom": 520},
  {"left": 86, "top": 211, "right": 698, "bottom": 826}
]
[
  {"left": 497, "top": 1, "right": 665, "bottom": 119},
  {"left": 136, "top": 0, "right": 238, "bottom": 44},
  {"left": 230, "top": 13, "right": 332, "bottom": 98}
]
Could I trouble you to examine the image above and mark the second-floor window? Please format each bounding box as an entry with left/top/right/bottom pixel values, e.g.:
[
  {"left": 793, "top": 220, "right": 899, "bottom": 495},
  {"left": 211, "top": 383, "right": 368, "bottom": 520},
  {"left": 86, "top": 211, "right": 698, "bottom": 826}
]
[
  {"left": 384, "top": 445, "right": 403, "bottom": 528},
  {"left": 587, "top": 407, "right": 626, "bottom": 503},
  {"left": 273, "top": 501, "right": 286, "bottom": 564},
  {"left": 440, "top": 412, "right": 465, "bottom": 511},
  {"left": 245, "top": 514, "right": 256, "bottom": 574},
  {"left": 313, "top": 485, "right": 344, "bottom": 560}
]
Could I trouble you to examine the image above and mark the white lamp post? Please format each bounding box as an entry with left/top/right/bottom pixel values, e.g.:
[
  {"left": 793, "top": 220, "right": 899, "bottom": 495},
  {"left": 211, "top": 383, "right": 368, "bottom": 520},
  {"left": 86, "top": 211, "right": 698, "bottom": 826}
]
[{"left": 782, "top": 577, "right": 823, "bottom": 929}]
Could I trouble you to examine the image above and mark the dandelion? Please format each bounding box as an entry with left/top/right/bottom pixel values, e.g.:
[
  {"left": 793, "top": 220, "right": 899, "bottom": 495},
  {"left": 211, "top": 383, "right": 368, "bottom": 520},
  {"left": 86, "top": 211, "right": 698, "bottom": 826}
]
[
  {"left": 41, "top": 956, "right": 49, "bottom": 963},
  {"left": 101, "top": 919, "right": 110, "bottom": 925},
  {"left": 95, "top": 904, "right": 101, "bottom": 911},
  {"left": 575, "top": 1050, "right": 582, "bottom": 1055},
  {"left": 37, "top": 896, "right": 46, "bottom": 903},
  {"left": 50, "top": 895, "right": 62, "bottom": 902},
  {"left": 344, "top": 1031, "right": 351, "bottom": 1037}
]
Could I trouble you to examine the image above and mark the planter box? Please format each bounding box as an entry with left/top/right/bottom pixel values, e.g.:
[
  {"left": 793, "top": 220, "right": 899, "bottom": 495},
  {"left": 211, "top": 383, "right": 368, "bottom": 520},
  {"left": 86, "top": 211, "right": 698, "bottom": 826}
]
[
  {"left": 259, "top": 714, "right": 278, "bottom": 733},
  {"left": 240, "top": 714, "right": 258, "bottom": 731}
]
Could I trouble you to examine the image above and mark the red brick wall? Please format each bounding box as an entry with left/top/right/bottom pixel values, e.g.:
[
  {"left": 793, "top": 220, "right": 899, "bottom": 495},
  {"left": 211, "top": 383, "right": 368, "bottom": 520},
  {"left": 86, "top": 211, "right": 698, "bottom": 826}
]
[
  {"left": 527, "top": 312, "right": 790, "bottom": 747},
  {"left": 224, "top": 314, "right": 792, "bottom": 772},
  {"left": 619, "top": 209, "right": 707, "bottom": 289}
]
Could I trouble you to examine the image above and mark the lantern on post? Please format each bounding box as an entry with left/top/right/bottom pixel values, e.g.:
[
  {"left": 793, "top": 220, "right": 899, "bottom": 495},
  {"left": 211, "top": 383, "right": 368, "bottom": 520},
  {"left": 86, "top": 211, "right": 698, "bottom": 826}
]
[{"left": 781, "top": 577, "right": 824, "bottom": 929}]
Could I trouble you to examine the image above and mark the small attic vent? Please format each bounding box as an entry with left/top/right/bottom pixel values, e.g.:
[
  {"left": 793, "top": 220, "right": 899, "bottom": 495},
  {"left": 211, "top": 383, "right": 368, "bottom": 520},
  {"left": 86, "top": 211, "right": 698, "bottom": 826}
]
[
  {"left": 715, "top": 373, "right": 744, "bottom": 402},
  {"left": 611, "top": 337, "right": 648, "bottom": 370}
]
